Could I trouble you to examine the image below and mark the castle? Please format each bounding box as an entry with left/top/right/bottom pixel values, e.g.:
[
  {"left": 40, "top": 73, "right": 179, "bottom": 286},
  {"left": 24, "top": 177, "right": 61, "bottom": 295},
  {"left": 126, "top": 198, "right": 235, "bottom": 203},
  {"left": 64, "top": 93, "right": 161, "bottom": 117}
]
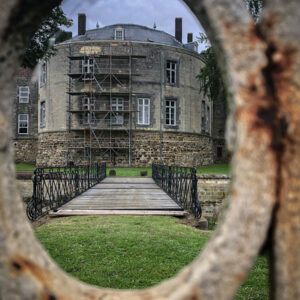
[{"left": 12, "top": 15, "right": 227, "bottom": 167}]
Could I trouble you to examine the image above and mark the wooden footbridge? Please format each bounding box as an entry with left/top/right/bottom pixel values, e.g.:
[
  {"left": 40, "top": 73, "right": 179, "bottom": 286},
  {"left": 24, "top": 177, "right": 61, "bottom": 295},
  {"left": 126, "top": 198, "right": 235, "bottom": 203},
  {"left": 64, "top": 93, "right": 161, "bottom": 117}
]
[
  {"left": 26, "top": 164, "right": 201, "bottom": 221},
  {"left": 50, "top": 177, "right": 185, "bottom": 216}
]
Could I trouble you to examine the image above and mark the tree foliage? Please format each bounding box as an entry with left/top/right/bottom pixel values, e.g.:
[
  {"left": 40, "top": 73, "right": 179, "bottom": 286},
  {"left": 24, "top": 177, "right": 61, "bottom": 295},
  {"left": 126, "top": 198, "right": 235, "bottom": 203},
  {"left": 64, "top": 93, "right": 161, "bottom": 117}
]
[{"left": 22, "top": 7, "right": 72, "bottom": 69}]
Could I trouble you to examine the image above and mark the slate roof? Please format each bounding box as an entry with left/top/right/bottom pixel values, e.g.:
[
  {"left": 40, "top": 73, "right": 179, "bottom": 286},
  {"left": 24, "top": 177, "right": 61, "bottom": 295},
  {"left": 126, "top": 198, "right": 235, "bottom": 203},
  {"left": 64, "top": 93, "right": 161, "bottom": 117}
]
[{"left": 64, "top": 24, "right": 184, "bottom": 48}]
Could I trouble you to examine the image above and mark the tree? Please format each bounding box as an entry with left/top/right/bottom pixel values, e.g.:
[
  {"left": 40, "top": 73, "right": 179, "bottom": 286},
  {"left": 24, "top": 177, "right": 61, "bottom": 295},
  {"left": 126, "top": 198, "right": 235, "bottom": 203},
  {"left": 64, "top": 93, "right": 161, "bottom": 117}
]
[
  {"left": 0, "top": 0, "right": 299, "bottom": 299},
  {"left": 22, "top": 6, "right": 72, "bottom": 69},
  {"left": 197, "top": 0, "right": 263, "bottom": 108}
]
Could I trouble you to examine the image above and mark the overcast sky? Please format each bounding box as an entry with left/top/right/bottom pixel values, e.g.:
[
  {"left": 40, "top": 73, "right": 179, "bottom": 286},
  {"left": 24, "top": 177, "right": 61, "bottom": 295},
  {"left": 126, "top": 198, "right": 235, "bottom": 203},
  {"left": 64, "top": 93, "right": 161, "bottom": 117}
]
[{"left": 61, "top": 0, "right": 207, "bottom": 51}]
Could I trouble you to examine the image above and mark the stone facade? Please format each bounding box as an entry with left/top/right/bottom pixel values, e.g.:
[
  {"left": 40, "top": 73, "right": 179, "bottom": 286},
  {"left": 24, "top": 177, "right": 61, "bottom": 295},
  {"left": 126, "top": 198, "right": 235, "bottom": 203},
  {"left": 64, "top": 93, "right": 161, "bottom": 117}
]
[
  {"left": 36, "top": 23, "right": 220, "bottom": 167},
  {"left": 36, "top": 130, "right": 214, "bottom": 167},
  {"left": 197, "top": 174, "right": 231, "bottom": 218},
  {"left": 36, "top": 131, "right": 68, "bottom": 166},
  {"left": 12, "top": 68, "right": 38, "bottom": 164},
  {"left": 132, "top": 131, "right": 214, "bottom": 167}
]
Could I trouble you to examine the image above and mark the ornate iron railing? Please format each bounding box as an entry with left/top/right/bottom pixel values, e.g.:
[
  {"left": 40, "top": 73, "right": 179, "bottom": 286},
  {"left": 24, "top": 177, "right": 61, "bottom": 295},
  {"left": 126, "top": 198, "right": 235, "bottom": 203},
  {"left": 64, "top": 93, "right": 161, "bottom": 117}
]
[
  {"left": 152, "top": 164, "right": 202, "bottom": 218},
  {"left": 26, "top": 163, "right": 106, "bottom": 221}
]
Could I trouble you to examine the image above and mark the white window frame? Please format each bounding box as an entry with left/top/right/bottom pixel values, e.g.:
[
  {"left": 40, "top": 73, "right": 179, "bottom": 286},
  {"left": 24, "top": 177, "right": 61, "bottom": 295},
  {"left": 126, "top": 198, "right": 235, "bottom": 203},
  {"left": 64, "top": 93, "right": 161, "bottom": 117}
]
[
  {"left": 82, "top": 57, "right": 94, "bottom": 74},
  {"left": 165, "top": 99, "right": 176, "bottom": 126},
  {"left": 40, "top": 101, "right": 46, "bottom": 128},
  {"left": 40, "top": 60, "right": 47, "bottom": 86},
  {"left": 111, "top": 98, "right": 124, "bottom": 125},
  {"left": 82, "top": 112, "right": 96, "bottom": 125},
  {"left": 137, "top": 98, "right": 150, "bottom": 125},
  {"left": 18, "top": 86, "right": 30, "bottom": 103},
  {"left": 114, "top": 28, "right": 124, "bottom": 40},
  {"left": 18, "top": 114, "right": 29, "bottom": 135},
  {"left": 166, "top": 60, "right": 177, "bottom": 85},
  {"left": 82, "top": 97, "right": 95, "bottom": 111}
]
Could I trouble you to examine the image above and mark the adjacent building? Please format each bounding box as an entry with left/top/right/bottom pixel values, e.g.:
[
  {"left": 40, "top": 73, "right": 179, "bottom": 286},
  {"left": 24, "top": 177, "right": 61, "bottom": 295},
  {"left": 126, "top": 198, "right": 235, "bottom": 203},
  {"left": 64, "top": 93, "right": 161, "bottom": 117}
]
[{"left": 12, "top": 68, "right": 38, "bottom": 164}]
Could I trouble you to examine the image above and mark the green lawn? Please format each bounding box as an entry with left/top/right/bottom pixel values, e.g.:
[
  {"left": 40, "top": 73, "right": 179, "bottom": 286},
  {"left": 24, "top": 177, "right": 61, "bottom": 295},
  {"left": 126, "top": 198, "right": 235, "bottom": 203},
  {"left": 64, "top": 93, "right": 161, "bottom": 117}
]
[
  {"left": 107, "top": 167, "right": 152, "bottom": 177},
  {"left": 197, "top": 163, "right": 230, "bottom": 175},
  {"left": 15, "top": 163, "right": 36, "bottom": 171},
  {"left": 15, "top": 163, "right": 230, "bottom": 176},
  {"left": 35, "top": 216, "right": 268, "bottom": 298}
]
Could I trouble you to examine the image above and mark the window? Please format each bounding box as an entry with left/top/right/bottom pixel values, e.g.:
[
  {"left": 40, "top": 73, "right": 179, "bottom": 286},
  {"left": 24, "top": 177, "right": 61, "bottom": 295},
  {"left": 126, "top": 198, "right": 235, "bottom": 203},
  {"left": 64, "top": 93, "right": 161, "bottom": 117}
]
[
  {"left": 18, "top": 114, "right": 29, "bottom": 135},
  {"left": 166, "top": 60, "right": 177, "bottom": 85},
  {"left": 40, "top": 101, "right": 46, "bottom": 128},
  {"left": 18, "top": 86, "right": 30, "bottom": 103},
  {"left": 201, "top": 100, "right": 206, "bottom": 132},
  {"left": 115, "top": 28, "right": 124, "bottom": 40},
  {"left": 40, "top": 61, "right": 47, "bottom": 86},
  {"left": 82, "top": 112, "right": 96, "bottom": 125},
  {"left": 137, "top": 98, "right": 150, "bottom": 125},
  {"left": 82, "top": 57, "right": 94, "bottom": 74},
  {"left": 82, "top": 97, "right": 95, "bottom": 111},
  {"left": 111, "top": 98, "right": 124, "bottom": 125},
  {"left": 206, "top": 106, "right": 210, "bottom": 133},
  {"left": 165, "top": 100, "right": 176, "bottom": 126}
]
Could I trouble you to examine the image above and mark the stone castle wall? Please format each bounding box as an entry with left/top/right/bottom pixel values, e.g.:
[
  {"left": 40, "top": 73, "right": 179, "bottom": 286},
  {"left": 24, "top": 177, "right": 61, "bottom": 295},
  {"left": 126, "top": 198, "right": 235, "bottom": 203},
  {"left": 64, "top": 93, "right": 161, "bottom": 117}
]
[
  {"left": 197, "top": 174, "right": 231, "bottom": 219},
  {"left": 13, "top": 138, "right": 38, "bottom": 164},
  {"left": 36, "top": 132, "right": 68, "bottom": 166},
  {"left": 36, "top": 130, "right": 214, "bottom": 167},
  {"left": 132, "top": 131, "right": 214, "bottom": 167}
]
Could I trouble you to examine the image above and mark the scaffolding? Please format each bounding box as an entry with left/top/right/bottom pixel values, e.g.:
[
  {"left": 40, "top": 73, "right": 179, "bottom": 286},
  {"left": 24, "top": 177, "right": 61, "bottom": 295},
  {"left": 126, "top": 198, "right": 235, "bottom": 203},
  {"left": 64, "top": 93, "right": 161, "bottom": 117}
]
[{"left": 66, "top": 42, "right": 144, "bottom": 166}]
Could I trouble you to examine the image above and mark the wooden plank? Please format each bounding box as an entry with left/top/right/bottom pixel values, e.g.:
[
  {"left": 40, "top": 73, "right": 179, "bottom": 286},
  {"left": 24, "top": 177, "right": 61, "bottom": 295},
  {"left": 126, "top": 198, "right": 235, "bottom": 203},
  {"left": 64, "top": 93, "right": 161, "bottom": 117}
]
[
  {"left": 93, "top": 183, "right": 159, "bottom": 189},
  {"left": 82, "top": 189, "right": 166, "bottom": 195},
  {"left": 102, "top": 177, "right": 154, "bottom": 184},
  {"left": 54, "top": 177, "right": 181, "bottom": 214},
  {"left": 50, "top": 210, "right": 186, "bottom": 216}
]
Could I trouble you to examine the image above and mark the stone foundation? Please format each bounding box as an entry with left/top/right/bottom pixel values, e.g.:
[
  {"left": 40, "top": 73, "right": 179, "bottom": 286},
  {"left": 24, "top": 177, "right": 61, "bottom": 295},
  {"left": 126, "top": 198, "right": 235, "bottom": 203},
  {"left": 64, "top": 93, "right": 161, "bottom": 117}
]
[
  {"left": 197, "top": 174, "right": 231, "bottom": 219},
  {"left": 132, "top": 131, "right": 214, "bottom": 167},
  {"left": 13, "top": 138, "right": 38, "bottom": 164},
  {"left": 36, "top": 132, "right": 68, "bottom": 167},
  {"left": 36, "top": 130, "right": 215, "bottom": 167}
]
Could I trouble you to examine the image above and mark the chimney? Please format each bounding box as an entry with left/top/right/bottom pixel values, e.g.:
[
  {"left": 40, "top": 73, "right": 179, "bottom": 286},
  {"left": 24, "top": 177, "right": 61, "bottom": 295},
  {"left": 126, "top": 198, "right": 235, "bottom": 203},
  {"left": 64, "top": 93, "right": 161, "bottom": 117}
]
[
  {"left": 187, "top": 33, "right": 193, "bottom": 43},
  {"left": 78, "top": 13, "right": 86, "bottom": 36},
  {"left": 175, "top": 18, "right": 182, "bottom": 43}
]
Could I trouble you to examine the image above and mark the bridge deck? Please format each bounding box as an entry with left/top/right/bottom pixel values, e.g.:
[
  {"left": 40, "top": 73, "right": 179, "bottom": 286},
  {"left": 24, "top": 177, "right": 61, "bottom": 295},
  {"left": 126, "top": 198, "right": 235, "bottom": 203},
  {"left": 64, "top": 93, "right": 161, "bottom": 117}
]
[{"left": 50, "top": 177, "right": 185, "bottom": 216}]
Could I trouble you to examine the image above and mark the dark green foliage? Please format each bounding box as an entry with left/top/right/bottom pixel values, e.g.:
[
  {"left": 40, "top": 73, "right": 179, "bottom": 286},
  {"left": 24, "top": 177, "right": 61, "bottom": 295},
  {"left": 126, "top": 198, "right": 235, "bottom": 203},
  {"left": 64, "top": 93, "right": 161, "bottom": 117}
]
[
  {"left": 197, "top": 33, "right": 226, "bottom": 110},
  {"left": 243, "top": 0, "right": 264, "bottom": 22},
  {"left": 22, "top": 7, "right": 72, "bottom": 69},
  {"left": 55, "top": 29, "right": 72, "bottom": 44}
]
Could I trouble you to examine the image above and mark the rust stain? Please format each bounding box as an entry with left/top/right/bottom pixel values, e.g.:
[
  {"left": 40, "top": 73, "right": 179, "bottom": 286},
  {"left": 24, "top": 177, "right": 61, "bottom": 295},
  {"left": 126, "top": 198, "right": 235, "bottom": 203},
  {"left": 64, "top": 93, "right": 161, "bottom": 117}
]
[
  {"left": 190, "top": 284, "right": 202, "bottom": 300},
  {"left": 10, "top": 255, "right": 70, "bottom": 300},
  {"left": 265, "top": 17, "right": 276, "bottom": 29},
  {"left": 248, "top": 23, "right": 264, "bottom": 46}
]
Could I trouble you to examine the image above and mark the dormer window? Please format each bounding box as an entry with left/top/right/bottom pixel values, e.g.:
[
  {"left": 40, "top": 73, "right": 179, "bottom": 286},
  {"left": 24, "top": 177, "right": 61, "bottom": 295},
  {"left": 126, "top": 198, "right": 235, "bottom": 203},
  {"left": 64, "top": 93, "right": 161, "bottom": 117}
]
[{"left": 115, "top": 28, "right": 124, "bottom": 40}]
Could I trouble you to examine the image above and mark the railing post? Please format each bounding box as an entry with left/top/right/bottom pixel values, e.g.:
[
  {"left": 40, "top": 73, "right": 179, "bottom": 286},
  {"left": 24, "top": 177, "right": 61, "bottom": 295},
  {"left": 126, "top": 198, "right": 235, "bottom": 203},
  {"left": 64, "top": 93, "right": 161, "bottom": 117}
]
[
  {"left": 190, "top": 167, "right": 202, "bottom": 218},
  {"left": 75, "top": 169, "right": 79, "bottom": 196},
  {"left": 168, "top": 166, "right": 172, "bottom": 195},
  {"left": 87, "top": 165, "right": 90, "bottom": 189}
]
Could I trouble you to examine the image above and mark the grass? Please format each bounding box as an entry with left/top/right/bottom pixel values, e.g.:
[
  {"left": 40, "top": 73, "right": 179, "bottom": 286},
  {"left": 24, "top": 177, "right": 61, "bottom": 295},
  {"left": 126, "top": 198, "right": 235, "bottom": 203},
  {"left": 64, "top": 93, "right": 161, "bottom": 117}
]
[
  {"left": 197, "top": 163, "right": 230, "bottom": 175},
  {"left": 15, "top": 163, "right": 230, "bottom": 175},
  {"left": 107, "top": 167, "right": 152, "bottom": 177},
  {"left": 15, "top": 163, "right": 36, "bottom": 171},
  {"left": 35, "top": 216, "right": 268, "bottom": 298}
]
